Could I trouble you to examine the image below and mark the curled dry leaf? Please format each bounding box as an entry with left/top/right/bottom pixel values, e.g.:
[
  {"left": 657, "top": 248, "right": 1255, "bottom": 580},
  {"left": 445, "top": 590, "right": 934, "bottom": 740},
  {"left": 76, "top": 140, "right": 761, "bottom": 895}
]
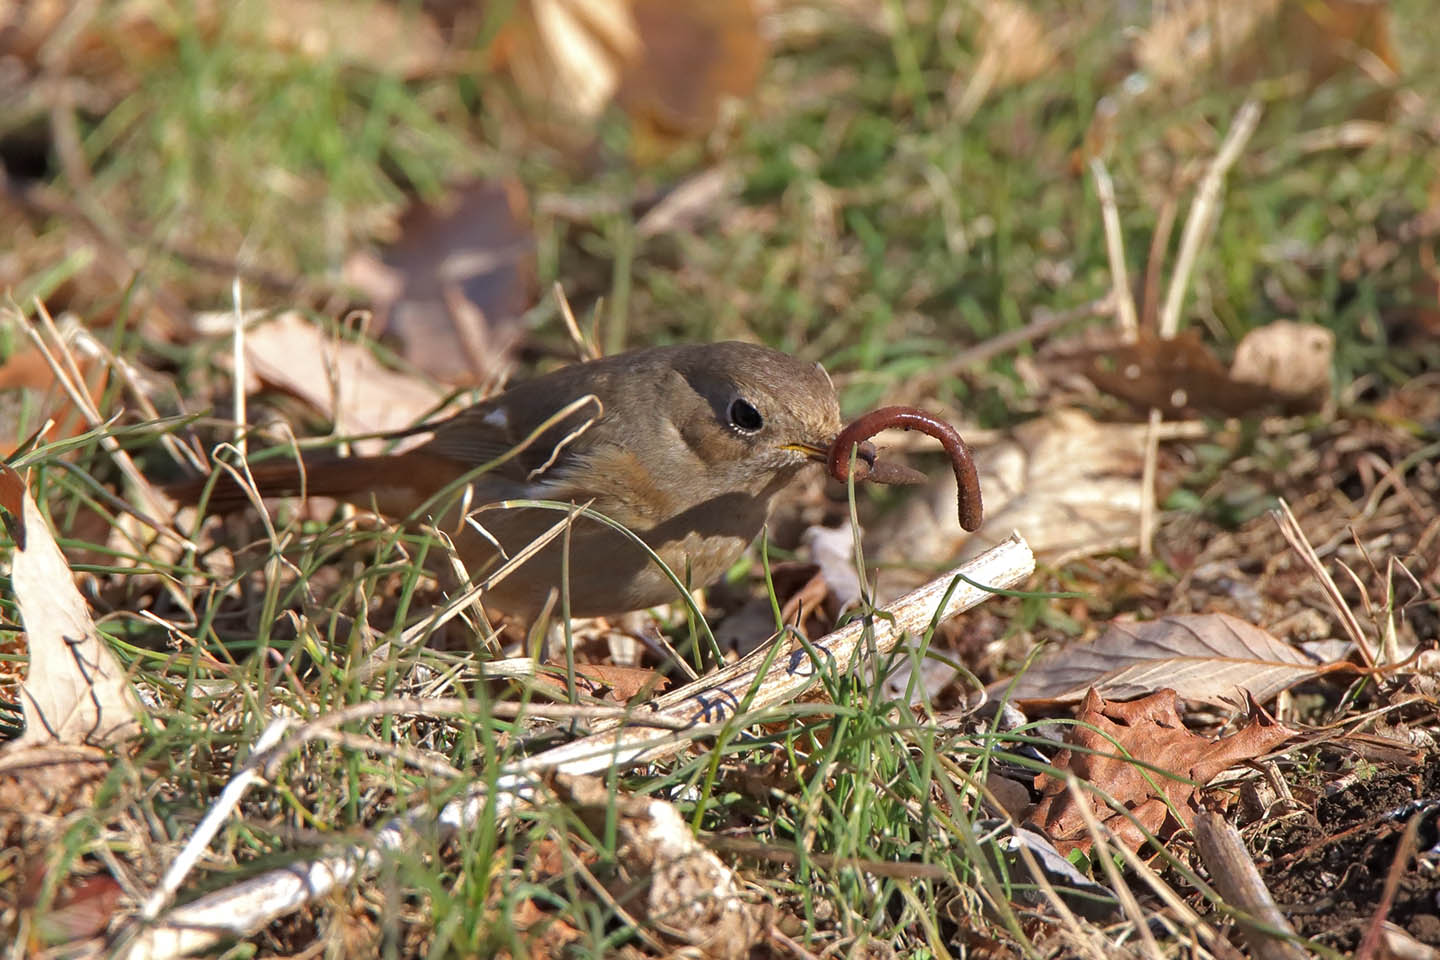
[
  {"left": 0, "top": 465, "right": 140, "bottom": 748},
  {"left": 995, "top": 611, "right": 1355, "bottom": 708},
  {"left": 870, "top": 408, "right": 1145, "bottom": 581},
  {"left": 347, "top": 179, "right": 536, "bottom": 386},
  {"left": 1230, "top": 321, "right": 1335, "bottom": 407},
  {"left": 556, "top": 774, "right": 763, "bottom": 959},
  {"left": 234, "top": 311, "right": 448, "bottom": 450},
  {"left": 1057, "top": 328, "right": 1327, "bottom": 418},
  {"left": 492, "top": 0, "right": 764, "bottom": 156},
  {"left": 1026, "top": 688, "right": 1295, "bottom": 855}
]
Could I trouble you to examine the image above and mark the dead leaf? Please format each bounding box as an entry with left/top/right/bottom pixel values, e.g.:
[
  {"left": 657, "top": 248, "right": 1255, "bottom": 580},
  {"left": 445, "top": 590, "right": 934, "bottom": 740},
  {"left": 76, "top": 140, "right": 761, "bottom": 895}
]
[
  {"left": 346, "top": 180, "right": 535, "bottom": 386},
  {"left": 1056, "top": 329, "right": 1324, "bottom": 417},
  {"left": 0, "top": 343, "right": 109, "bottom": 446},
  {"left": 949, "top": 0, "right": 1058, "bottom": 120},
  {"left": 234, "top": 311, "right": 448, "bottom": 447},
  {"left": 1026, "top": 688, "right": 1295, "bottom": 854},
  {"left": 0, "top": 465, "right": 140, "bottom": 748},
  {"left": 619, "top": 0, "right": 765, "bottom": 148},
  {"left": 532, "top": 662, "right": 670, "bottom": 702},
  {"left": 1230, "top": 321, "right": 1334, "bottom": 406},
  {"left": 556, "top": 773, "right": 764, "bottom": 958},
  {"left": 870, "top": 408, "right": 1146, "bottom": 577},
  {"left": 492, "top": 0, "right": 764, "bottom": 155},
  {"left": 995, "top": 612, "right": 1353, "bottom": 708},
  {"left": 0, "top": 0, "right": 450, "bottom": 80},
  {"left": 1135, "top": 0, "right": 1398, "bottom": 96},
  {"left": 492, "top": 0, "right": 641, "bottom": 130},
  {"left": 31, "top": 871, "right": 123, "bottom": 944}
]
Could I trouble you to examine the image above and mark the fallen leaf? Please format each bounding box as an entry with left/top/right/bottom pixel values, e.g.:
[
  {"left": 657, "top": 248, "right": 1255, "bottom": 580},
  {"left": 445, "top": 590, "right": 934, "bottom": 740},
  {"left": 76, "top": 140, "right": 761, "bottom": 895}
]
[
  {"left": 492, "top": 0, "right": 641, "bottom": 131},
  {"left": 949, "top": 0, "right": 1058, "bottom": 120},
  {"left": 618, "top": 0, "right": 765, "bottom": 149},
  {"left": 556, "top": 773, "right": 764, "bottom": 958},
  {"left": 0, "top": 343, "right": 109, "bottom": 445},
  {"left": 870, "top": 408, "right": 1146, "bottom": 576},
  {"left": 234, "top": 311, "right": 448, "bottom": 448},
  {"left": 1229, "top": 321, "right": 1334, "bottom": 407},
  {"left": 347, "top": 180, "right": 536, "bottom": 386},
  {"left": 0, "top": 0, "right": 451, "bottom": 79},
  {"left": 492, "top": 0, "right": 764, "bottom": 155},
  {"left": 0, "top": 465, "right": 140, "bottom": 748},
  {"left": 1135, "top": 0, "right": 1398, "bottom": 95},
  {"left": 532, "top": 662, "right": 670, "bottom": 702},
  {"left": 995, "top": 612, "right": 1353, "bottom": 708},
  {"left": 31, "top": 871, "right": 123, "bottom": 944},
  {"left": 1056, "top": 329, "right": 1323, "bottom": 417},
  {"left": 1026, "top": 688, "right": 1295, "bottom": 854}
]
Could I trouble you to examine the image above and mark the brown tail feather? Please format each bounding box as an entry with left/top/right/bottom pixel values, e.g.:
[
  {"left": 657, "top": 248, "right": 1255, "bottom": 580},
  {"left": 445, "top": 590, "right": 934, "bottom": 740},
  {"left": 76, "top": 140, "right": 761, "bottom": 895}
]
[{"left": 166, "top": 450, "right": 466, "bottom": 517}]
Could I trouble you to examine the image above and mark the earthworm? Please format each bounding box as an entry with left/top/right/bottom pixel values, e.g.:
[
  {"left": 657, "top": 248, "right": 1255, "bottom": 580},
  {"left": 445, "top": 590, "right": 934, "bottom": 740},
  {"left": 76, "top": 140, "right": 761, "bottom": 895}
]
[{"left": 827, "top": 406, "right": 984, "bottom": 532}]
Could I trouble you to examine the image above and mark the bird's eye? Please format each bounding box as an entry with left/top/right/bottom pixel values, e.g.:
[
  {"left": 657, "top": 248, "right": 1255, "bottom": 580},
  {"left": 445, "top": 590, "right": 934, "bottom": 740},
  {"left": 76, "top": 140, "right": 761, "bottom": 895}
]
[{"left": 728, "top": 397, "right": 764, "bottom": 434}]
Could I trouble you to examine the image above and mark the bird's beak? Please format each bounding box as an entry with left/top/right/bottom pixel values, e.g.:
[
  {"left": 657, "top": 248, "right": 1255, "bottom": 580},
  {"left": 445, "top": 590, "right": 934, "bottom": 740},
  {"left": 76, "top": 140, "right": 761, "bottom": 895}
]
[
  {"left": 784, "top": 440, "right": 833, "bottom": 464},
  {"left": 784, "top": 438, "right": 878, "bottom": 469}
]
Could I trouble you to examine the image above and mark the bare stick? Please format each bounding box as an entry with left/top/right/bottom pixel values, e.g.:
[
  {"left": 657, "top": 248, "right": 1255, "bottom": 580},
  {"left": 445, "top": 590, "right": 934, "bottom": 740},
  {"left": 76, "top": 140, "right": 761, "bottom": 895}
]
[
  {"left": 1273, "top": 499, "right": 1378, "bottom": 668},
  {"left": 230, "top": 279, "right": 248, "bottom": 456},
  {"left": 1193, "top": 811, "right": 1307, "bottom": 960},
  {"left": 1158, "top": 100, "right": 1261, "bottom": 338},
  {"left": 1089, "top": 157, "right": 1138, "bottom": 339}
]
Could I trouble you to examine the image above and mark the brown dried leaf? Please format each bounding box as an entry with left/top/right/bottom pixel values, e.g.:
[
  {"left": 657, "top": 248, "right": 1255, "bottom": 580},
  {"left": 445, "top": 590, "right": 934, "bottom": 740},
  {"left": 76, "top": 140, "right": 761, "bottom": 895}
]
[
  {"left": 0, "top": 345, "right": 109, "bottom": 446},
  {"left": 1026, "top": 688, "right": 1295, "bottom": 854},
  {"left": 1230, "top": 321, "right": 1335, "bottom": 405},
  {"left": 998, "top": 612, "right": 1351, "bottom": 708},
  {"left": 1059, "top": 329, "right": 1323, "bottom": 417},
  {"left": 348, "top": 180, "right": 536, "bottom": 386},
  {"left": 32, "top": 872, "right": 124, "bottom": 943},
  {"left": 0, "top": 466, "right": 140, "bottom": 748},
  {"left": 871, "top": 408, "right": 1146, "bottom": 575},
  {"left": 619, "top": 0, "right": 765, "bottom": 146},
  {"left": 237, "top": 311, "right": 447, "bottom": 448},
  {"left": 492, "top": 0, "right": 764, "bottom": 155},
  {"left": 556, "top": 774, "right": 764, "bottom": 958},
  {"left": 533, "top": 662, "right": 670, "bottom": 702}
]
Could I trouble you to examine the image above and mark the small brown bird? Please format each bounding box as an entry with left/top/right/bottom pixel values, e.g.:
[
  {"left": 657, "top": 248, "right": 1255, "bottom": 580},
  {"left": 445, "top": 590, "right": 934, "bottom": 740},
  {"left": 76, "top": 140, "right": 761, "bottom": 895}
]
[{"left": 172, "top": 342, "right": 843, "bottom": 618}]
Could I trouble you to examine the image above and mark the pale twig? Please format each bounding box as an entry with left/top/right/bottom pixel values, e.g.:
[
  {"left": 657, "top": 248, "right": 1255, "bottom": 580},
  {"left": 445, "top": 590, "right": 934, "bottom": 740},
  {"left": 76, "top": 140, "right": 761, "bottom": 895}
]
[
  {"left": 1193, "top": 811, "right": 1307, "bottom": 960},
  {"left": 1158, "top": 100, "right": 1262, "bottom": 338},
  {"left": 139, "top": 717, "right": 293, "bottom": 922},
  {"left": 1139, "top": 195, "right": 1178, "bottom": 330},
  {"left": 1144, "top": 100, "right": 1261, "bottom": 559},
  {"left": 1272, "top": 499, "right": 1377, "bottom": 668},
  {"left": 555, "top": 282, "right": 601, "bottom": 360},
  {"left": 1088, "top": 157, "right": 1138, "bottom": 339},
  {"left": 1138, "top": 407, "right": 1163, "bottom": 561},
  {"left": 230, "top": 279, "right": 247, "bottom": 456}
]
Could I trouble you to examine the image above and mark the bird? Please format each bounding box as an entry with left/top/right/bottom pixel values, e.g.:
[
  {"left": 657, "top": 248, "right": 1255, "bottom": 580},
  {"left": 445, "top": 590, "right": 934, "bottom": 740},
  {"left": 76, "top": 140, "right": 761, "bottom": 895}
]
[{"left": 169, "top": 341, "right": 844, "bottom": 619}]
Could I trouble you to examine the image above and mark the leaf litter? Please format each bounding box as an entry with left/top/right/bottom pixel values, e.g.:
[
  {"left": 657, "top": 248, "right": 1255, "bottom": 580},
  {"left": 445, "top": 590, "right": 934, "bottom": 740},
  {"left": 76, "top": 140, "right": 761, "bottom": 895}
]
[{"left": 3, "top": 1, "right": 1440, "bottom": 956}]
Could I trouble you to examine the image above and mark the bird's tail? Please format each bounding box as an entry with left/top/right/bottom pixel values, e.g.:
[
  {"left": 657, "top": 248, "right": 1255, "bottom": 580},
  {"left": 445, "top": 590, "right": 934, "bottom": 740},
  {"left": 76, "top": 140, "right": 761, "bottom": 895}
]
[{"left": 165, "top": 450, "right": 466, "bottom": 518}]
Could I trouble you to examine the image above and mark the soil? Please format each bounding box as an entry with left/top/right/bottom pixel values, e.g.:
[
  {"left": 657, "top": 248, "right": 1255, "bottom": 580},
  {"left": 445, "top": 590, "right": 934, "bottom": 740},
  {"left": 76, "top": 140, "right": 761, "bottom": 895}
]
[{"left": 1255, "top": 752, "right": 1440, "bottom": 951}]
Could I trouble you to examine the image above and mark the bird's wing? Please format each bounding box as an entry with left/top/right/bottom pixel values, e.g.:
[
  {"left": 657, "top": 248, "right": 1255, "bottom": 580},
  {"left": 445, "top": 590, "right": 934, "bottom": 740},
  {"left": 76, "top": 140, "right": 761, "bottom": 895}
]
[{"left": 418, "top": 377, "right": 613, "bottom": 488}]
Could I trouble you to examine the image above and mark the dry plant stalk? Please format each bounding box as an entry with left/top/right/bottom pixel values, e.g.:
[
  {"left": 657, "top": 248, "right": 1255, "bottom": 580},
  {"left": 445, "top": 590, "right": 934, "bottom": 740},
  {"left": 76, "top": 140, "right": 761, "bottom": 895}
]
[{"left": 119, "top": 534, "right": 1036, "bottom": 960}]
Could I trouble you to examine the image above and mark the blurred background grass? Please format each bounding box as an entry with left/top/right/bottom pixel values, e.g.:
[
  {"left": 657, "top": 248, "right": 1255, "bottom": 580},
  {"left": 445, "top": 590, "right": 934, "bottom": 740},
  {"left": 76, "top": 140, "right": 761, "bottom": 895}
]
[{"left": 4, "top": 0, "right": 1437, "bottom": 425}]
